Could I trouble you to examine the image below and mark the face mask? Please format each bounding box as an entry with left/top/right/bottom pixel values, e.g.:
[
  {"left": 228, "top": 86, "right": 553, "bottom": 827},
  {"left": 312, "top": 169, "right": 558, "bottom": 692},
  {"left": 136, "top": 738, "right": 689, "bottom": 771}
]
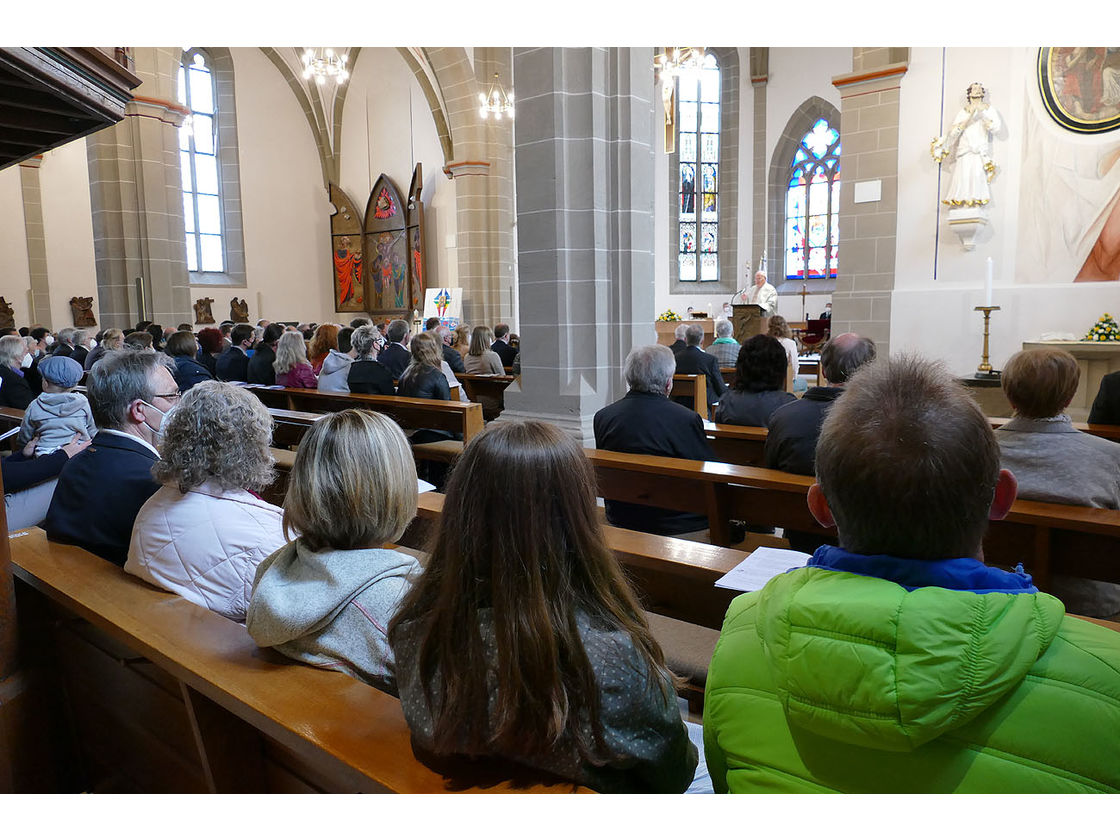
[
  {"left": 138, "top": 400, "right": 176, "bottom": 441},
  {"left": 44, "top": 335, "right": 54, "bottom": 346}
]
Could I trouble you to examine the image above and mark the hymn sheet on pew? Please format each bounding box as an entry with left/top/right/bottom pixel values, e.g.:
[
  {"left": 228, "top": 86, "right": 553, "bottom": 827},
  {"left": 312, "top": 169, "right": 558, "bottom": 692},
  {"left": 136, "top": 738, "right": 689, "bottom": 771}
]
[{"left": 714, "top": 547, "right": 810, "bottom": 592}]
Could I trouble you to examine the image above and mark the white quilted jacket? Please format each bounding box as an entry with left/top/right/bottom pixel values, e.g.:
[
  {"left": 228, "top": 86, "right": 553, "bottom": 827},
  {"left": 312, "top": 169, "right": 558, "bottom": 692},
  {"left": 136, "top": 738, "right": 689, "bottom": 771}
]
[{"left": 125, "top": 481, "right": 287, "bottom": 622}]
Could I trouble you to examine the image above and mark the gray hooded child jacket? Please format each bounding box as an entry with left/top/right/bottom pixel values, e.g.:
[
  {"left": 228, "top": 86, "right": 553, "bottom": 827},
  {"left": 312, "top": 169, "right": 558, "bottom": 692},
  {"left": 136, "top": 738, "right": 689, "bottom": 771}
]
[
  {"left": 17, "top": 391, "right": 97, "bottom": 455},
  {"left": 316, "top": 349, "right": 353, "bottom": 393},
  {"left": 246, "top": 539, "right": 421, "bottom": 694}
]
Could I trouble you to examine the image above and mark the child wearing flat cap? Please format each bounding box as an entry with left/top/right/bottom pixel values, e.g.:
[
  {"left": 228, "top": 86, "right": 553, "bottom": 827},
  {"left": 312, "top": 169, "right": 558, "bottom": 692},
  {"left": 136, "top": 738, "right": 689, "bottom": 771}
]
[{"left": 17, "top": 354, "right": 97, "bottom": 456}]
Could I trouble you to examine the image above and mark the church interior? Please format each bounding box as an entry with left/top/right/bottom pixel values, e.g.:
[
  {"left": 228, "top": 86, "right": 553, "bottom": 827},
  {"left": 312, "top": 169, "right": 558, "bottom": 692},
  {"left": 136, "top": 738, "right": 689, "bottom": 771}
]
[{"left": 1, "top": 35, "right": 1119, "bottom": 800}]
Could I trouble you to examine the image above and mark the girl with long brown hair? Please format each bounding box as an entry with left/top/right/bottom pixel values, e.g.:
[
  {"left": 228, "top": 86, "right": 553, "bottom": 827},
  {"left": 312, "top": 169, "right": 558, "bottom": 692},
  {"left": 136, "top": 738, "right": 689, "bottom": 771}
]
[{"left": 388, "top": 419, "right": 697, "bottom": 792}]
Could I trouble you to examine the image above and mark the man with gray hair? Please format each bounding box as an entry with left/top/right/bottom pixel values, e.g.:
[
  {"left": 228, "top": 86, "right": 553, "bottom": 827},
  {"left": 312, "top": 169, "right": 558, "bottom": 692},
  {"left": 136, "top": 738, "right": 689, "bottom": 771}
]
[
  {"left": 706, "top": 318, "right": 740, "bottom": 367},
  {"left": 673, "top": 322, "right": 727, "bottom": 410},
  {"left": 436, "top": 324, "right": 465, "bottom": 374},
  {"left": 44, "top": 350, "right": 179, "bottom": 565},
  {"left": 379, "top": 319, "right": 412, "bottom": 380},
  {"left": 669, "top": 322, "right": 688, "bottom": 355},
  {"left": 593, "top": 344, "right": 714, "bottom": 536}
]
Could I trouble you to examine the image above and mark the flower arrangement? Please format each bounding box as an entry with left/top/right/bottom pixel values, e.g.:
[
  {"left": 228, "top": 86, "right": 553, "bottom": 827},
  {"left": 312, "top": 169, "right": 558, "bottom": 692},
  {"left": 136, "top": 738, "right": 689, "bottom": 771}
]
[
  {"left": 657, "top": 309, "right": 682, "bottom": 322},
  {"left": 1086, "top": 313, "right": 1120, "bottom": 342}
]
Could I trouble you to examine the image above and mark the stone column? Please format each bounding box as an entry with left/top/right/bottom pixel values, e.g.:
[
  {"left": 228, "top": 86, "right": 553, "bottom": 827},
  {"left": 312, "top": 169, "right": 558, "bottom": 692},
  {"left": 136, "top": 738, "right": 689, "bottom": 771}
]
[
  {"left": 749, "top": 48, "right": 769, "bottom": 271},
  {"left": 18, "top": 157, "right": 52, "bottom": 326},
  {"left": 86, "top": 47, "right": 191, "bottom": 330},
  {"left": 502, "top": 47, "right": 656, "bottom": 444},
  {"left": 830, "top": 49, "right": 909, "bottom": 356}
]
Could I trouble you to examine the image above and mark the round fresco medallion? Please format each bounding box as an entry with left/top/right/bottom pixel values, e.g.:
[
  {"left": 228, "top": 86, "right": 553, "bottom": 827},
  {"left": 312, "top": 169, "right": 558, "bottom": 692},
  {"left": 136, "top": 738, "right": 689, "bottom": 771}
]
[{"left": 1038, "top": 47, "right": 1120, "bottom": 134}]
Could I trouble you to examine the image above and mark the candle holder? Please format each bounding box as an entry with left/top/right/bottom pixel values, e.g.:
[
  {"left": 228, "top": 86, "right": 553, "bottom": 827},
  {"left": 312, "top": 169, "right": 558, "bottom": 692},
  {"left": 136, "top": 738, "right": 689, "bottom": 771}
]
[{"left": 974, "top": 306, "right": 1000, "bottom": 374}]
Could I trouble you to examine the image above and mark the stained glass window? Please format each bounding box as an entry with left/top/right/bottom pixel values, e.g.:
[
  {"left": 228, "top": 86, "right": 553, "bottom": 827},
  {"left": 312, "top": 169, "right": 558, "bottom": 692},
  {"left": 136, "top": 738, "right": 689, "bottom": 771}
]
[
  {"left": 785, "top": 118, "right": 840, "bottom": 281},
  {"left": 677, "top": 53, "right": 719, "bottom": 282},
  {"left": 179, "top": 50, "right": 224, "bottom": 273}
]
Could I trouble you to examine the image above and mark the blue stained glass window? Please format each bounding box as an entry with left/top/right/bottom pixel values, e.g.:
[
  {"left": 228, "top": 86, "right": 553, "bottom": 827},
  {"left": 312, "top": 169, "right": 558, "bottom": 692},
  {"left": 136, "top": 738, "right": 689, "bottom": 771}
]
[
  {"left": 785, "top": 117, "right": 840, "bottom": 280},
  {"left": 180, "top": 49, "right": 224, "bottom": 274},
  {"left": 677, "top": 52, "right": 719, "bottom": 282}
]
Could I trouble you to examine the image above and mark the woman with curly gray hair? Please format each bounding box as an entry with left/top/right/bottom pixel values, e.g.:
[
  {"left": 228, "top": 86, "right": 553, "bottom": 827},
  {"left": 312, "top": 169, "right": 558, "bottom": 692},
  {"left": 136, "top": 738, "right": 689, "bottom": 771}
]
[{"left": 124, "top": 380, "right": 286, "bottom": 622}]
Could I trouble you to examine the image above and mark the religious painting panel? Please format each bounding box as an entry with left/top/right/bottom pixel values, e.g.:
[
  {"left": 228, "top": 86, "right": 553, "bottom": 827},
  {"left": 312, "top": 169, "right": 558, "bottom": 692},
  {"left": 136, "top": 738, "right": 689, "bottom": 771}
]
[
  {"left": 362, "top": 174, "right": 409, "bottom": 319},
  {"left": 329, "top": 182, "right": 365, "bottom": 312},
  {"left": 407, "top": 164, "right": 427, "bottom": 314},
  {"left": 1018, "top": 49, "right": 1120, "bottom": 284}
]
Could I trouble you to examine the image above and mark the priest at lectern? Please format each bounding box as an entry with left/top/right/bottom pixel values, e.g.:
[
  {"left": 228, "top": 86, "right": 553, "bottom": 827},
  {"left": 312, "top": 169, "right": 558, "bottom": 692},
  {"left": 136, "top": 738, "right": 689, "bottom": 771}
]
[{"left": 744, "top": 270, "right": 778, "bottom": 316}]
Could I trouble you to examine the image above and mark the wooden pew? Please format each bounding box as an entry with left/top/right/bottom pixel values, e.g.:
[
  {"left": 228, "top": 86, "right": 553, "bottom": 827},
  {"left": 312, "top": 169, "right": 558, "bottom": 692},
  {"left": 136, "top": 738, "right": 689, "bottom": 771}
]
[
  {"left": 669, "top": 374, "right": 707, "bottom": 417},
  {"left": 457, "top": 374, "right": 515, "bottom": 421},
  {"left": 7, "top": 528, "right": 586, "bottom": 793},
  {"left": 248, "top": 387, "right": 484, "bottom": 444}
]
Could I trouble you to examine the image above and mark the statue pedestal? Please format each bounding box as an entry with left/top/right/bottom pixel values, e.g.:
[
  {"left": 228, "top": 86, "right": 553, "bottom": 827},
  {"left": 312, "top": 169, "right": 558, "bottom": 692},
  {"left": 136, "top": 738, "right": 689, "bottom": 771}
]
[{"left": 947, "top": 206, "right": 989, "bottom": 251}]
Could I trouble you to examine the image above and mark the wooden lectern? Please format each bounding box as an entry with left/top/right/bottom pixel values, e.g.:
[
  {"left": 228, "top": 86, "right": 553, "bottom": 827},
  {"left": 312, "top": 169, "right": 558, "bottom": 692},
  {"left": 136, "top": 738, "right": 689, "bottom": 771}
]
[{"left": 731, "top": 304, "right": 766, "bottom": 345}]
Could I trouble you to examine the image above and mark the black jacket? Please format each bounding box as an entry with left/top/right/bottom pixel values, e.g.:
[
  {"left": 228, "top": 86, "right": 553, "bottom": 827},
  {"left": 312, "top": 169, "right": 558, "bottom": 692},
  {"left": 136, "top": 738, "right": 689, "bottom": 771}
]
[
  {"left": 196, "top": 348, "right": 218, "bottom": 377},
  {"left": 763, "top": 386, "right": 845, "bottom": 476},
  {"left": 172, "top": 355, "right": 215, "bottom": 392},
  {"left": 669, "top": 339, "right": 687, "bottom": 355},
  {"left": 442, "top": 344, "right": 465, "bottom": 374},
  {"left": 215, "top": 346, "right": 250, "bottom": 382},
  {"left": 379, "top": 343, "right": 411, "bottom": 380},
  {"left": 491, "top": 339, "right": 517, "bottom": 369},
  {"left": 1089, "top": 371, "right": 1120, "bottom": 425},
  {"left": 672, "top": 345, "right": 727, "bottom": 409},
  {"left": 593, "top": 391, "right": 714, "bottom": 536},
  {"left": 44, "top": 430, "right": 161, "bottom": 566},
  {"left": 397, "top": 366, "right": 450, "bottom": 401},
  {"left": 247, "top": 343, "right": 276, "bottom": 385},
  {"left": 2, "top": 448, "right": 69, "bottom": 493},
  {"left": 348, "top": 359, "right": 395, "bottom": 395},
  {"left": 0, "top": 365, "right": 35, "bottom": 409}
]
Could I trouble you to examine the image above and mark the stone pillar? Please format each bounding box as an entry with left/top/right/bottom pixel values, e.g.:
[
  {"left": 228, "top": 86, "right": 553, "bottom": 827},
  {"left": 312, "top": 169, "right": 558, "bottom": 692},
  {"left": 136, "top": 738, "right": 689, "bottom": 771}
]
[
  {"left": 18, "top": 157, "right": 52, "bottom": 326},
  {"left": 503, "top": 48, "right": 656, "bottom": 444},
  {"left": 87, "top": 47, "right": 191, "bottom": 330},
  {"left": 749, "top": 48, "right": 769, "bottom": 271},
  {"left": 830, "top": 49, "right": 909, "bottom": 356}
]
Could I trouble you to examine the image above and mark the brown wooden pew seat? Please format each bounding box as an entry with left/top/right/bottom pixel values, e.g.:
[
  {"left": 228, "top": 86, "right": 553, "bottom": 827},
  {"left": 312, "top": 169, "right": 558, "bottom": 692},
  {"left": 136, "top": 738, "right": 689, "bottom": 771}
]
[{"left": 7, "top": 528, "right": 586, "bottom": 793}]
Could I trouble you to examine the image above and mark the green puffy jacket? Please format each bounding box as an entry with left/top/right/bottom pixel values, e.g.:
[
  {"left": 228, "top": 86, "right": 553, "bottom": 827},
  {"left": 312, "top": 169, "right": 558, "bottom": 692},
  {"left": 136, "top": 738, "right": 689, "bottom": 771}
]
[{"left": 703, "top": 567, "right": 1120, "bottom": 792}]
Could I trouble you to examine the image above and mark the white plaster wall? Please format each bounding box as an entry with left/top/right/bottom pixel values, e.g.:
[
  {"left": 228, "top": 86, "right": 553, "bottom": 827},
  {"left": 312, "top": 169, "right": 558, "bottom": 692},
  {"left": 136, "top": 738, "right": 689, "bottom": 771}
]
[
  {"left": 654, "top": 48, "right": 850, "bottom": 321},
  {"left": 39, "top": 140, "right": 98, "bottom": 331},
  {"left": 190, "top": 48, "right": 332, "bottom": 325},
  {"left": 0, "top": 165, "right": 32, "bottom": 326},
  {"left": 892, "top": 47, "right": 1120, "bottom": 375},
  {"left": 339, "top": 48, "right": 455, "bottom": 319}
]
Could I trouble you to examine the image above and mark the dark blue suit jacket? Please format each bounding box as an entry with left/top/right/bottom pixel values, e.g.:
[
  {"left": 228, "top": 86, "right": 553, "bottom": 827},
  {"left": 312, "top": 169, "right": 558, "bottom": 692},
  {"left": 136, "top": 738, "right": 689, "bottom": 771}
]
[
  {"left": 379, "top": 343, "right": 411, "bottom": 380},
  {"left": 44, "top": 431, "right": 160, "bottom": 566},
  {"left": 673, "top": 345, "right": 727, "bottom": 409},
  {"left": 215, "top": 346, "right": 250, "bottom": 382},
  {"left": 173, "top": 355, "right": 215, "bottom": 392}
]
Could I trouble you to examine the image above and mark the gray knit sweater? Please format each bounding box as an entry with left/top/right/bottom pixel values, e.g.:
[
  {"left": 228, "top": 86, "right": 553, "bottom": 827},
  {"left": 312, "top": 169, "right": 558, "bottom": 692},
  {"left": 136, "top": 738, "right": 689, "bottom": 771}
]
[{"left": 995, "top": 414, "right": 1120, "bottom": 617}]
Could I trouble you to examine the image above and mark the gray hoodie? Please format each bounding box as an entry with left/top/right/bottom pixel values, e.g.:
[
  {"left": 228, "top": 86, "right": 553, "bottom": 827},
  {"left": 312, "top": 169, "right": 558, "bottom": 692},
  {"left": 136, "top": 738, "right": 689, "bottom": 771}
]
[
  {"left": 246, "top": 539, "right": 421, "bottom": 694},
  {"left": 316, "top": 348, "right": 353, "bottom": 393},
  {"left": 18, "top": 391, "right": 97, "bottom": 455}
]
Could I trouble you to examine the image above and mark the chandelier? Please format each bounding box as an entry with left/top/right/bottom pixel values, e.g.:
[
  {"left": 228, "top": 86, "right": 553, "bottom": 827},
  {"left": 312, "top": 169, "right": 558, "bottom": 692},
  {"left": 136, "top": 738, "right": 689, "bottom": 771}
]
[
  {"left": 654, "top": 47, "right": 707, "bottom": 87},
  {"left": 301, "top": 48, "right": 349, "bottom": 85},
  {"left": 478, "top": 73, "right": 514, "bottom": 120}
]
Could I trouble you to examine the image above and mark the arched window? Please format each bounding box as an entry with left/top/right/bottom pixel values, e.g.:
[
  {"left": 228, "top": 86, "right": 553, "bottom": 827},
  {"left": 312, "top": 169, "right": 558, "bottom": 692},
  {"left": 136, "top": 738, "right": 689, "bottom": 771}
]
[
  {"left": 677, "top": 53, "right": 720, "bottom": 283},
  {"left": 785, "top": 118, "right": 840, "bottom": 282},
  {"left": 179, "top": 49, "right": 224, "bottom": 274}
]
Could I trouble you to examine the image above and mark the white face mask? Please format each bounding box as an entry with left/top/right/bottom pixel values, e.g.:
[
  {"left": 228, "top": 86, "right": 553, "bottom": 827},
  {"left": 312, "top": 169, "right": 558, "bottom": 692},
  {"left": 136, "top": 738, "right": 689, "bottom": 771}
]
[
  {"left": 44, "top": 335, "right": 54, "bottom": 346},
  {"left": 138, "top": 400, "right": 176, "bottom": 441}
]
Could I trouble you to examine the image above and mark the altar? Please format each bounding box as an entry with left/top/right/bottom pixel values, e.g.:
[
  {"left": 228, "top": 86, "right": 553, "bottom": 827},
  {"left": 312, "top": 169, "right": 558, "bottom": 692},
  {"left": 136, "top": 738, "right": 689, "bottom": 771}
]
[{"left": 1021, "top": 341, "right": 1120, "bottom": 421}]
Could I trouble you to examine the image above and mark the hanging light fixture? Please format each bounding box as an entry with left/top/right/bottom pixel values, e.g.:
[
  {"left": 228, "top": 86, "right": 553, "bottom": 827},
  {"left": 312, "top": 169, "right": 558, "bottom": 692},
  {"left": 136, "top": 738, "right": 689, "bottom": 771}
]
[
  {"left": 654, "top": 47, "right": 707, "bottom": 87},
  {"left": 478, "top": 72, "right": 514, "bottom": 120},
  {"left": 301, "top": 48, "right": 349, "bottom": 85}
]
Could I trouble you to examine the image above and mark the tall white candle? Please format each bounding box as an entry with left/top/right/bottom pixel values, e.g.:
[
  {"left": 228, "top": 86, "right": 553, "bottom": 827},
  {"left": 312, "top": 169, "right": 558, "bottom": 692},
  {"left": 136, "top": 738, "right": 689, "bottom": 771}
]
[{"left": 985, "top": 257, "right": 993, "bottom": 307}]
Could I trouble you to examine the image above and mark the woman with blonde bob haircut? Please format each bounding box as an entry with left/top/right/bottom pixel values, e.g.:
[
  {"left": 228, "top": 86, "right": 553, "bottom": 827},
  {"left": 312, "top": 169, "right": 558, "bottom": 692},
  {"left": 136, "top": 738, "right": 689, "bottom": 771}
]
[
  {"left": 464, "top": 325, "right": 504, "bottom": 375},
  {"left": 126, "top": 381, "right": 285, "bottom": 622},
  {"left": 388, "top": 419, "right": 698, "bottom": 792},
  {"left": 247, "top": 409, "right": 421, "bottom": 692}
]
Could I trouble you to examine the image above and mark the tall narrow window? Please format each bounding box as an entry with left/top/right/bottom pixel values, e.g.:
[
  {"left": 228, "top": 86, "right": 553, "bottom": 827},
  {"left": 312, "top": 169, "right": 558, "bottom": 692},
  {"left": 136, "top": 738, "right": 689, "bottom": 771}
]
[
  {"left": 179, "top": 50, "right": 224, "bottom": 273},
  {"left": 677, "top": 53, "right": 720, "bottom": 283},
  {"left": 785, "top": 118, "right": 840, "bottom": 282}
]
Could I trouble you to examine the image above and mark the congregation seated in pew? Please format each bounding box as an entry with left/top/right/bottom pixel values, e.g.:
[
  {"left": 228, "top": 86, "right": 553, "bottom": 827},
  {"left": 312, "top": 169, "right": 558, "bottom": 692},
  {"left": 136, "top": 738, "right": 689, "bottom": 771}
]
[
  {"left": 347, "top": 324, "right": 395, "bottom": 395},
  {"left": 672, "top": 323, "right": 726, "bottom": 411},
  {"left": 126, "top": 380, "right": 285, "bottom": 623},
  {"left": 705, "top": 355, "right": 1120, "bottom": 793},
  {"left": 388, "top": 419, "right": 703, "bottom": 793},
  {"left": 248, "top": 409, "right": 421, "bottom": 693},
  {"left": 995, "top": 347, "right": 1120, "bottom": 619}
]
